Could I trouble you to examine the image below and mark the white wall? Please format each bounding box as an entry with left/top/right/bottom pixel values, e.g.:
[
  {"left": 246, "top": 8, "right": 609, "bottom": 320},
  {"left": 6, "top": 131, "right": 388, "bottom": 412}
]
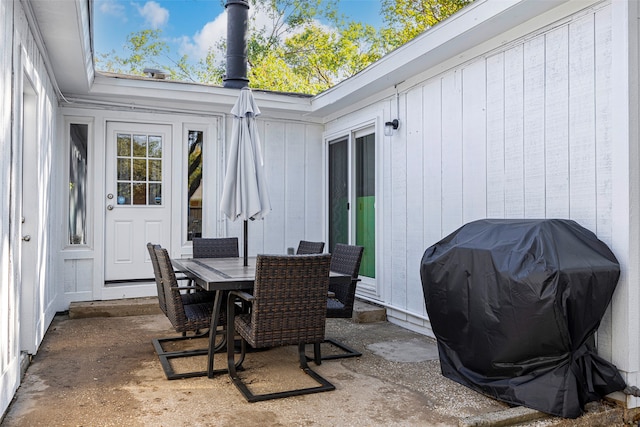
[
  {"left": 59, "top": 104, "right": 325, "bottom": 303},
  {"left": 327, "top": 0, "right": 640, "bottom": 407},
  {"left": 224, "top": 116, "right": 326, "bottom": 256},
  {"left": 1, "top": 0, "right": 61, "bottom": 418},
  {"left": 0, "top": 0, "right": 19, "bottom": 417}
]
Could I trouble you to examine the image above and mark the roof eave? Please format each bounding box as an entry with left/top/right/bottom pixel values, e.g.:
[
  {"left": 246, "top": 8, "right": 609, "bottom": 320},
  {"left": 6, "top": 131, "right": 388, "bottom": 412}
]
[{"left": 309, "top": 0, "right": 573, "bottom": 118}]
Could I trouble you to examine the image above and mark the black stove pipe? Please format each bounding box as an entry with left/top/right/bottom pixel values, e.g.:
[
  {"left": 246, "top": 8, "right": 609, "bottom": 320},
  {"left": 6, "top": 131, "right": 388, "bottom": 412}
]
[{"left": 223, "top": 0, "right": 249, "bottom": 88}]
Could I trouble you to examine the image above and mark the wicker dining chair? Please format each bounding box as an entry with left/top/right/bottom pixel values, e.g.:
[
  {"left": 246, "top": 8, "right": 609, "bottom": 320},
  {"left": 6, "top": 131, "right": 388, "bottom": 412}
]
[
  {"left": 187, "top": 237, "right": 240, "bottom": 288},
  {"left": 295, "top": 240, "right": 325, "bottom": 254},
  {"left": 147, "top": 243, "right": 215, "bottom": 315},
  {"left": 152, "top": 247, "right": 224, "bottom": 380},
  {"left": 192, "top": 237, "right": 239, "bottom": 258},
  {"left": 312, "top": 243, "right": 364, "bottom": 363},
  {"left": 226, "top": 254, "right": 335, "bottom": 402}
]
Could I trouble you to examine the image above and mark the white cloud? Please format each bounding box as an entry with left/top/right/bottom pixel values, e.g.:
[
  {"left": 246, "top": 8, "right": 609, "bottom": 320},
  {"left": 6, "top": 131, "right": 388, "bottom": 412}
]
[
  {"left": 134, "top": 1, "right": 169, "bottom": 29},
  {"left": 181, "top": 12, "right": 227, "bottom": 61},
  {"left": 99, "top": 0, "right": 126, "bottom": 20},
  {"left": 178, "top": 6, "right": 335, "bottom": 64}
]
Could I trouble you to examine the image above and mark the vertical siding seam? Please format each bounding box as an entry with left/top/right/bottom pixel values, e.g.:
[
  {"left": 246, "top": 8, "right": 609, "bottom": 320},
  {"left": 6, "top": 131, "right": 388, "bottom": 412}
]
[
  {"left": 303, "top": 124, "right": 307, "bottom": 238},
  {"left": 461, "top": 68, "right": 465, "bottom": 219},
  {"left": 567, "top": 25, "right": 572, "bottom": 220},
  {"left": 485, "top": 58, "right": 489, "bottom": 218},
  {"left": 592, "top": 15, "right": 599, "bottom": 236},
  {"left": 543, "top": 33, "right": 548, "bottom": 218},
  {"left": 502, "top": 52, "right": 506, "bottom": 216},
  {"left": 439, "top": 77, "right": 444, "bottom": 237},
  {"left": 406, "top": 90, "right": 411, "bottom": 315},
  {"left": 521, "top": 45, "right": 526, "bottom": 217}
]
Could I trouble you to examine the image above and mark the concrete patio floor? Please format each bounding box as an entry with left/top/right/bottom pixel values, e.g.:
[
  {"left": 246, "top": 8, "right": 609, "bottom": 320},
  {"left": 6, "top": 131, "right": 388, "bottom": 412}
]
[{"left": 0, "top": 299, "right": 628, "bottom": 427}]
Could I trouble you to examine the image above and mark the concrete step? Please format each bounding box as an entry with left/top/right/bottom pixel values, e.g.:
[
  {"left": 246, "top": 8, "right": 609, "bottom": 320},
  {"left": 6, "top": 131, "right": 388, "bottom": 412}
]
[
  {"left": 353, "top": 299, "right": 387, "bottom": 323},
  {"left": 68, "top": 297, "right": 162, "bottom": 319},
  {"left": 69, "top": 297, "right": 387, "bottom": 323}
]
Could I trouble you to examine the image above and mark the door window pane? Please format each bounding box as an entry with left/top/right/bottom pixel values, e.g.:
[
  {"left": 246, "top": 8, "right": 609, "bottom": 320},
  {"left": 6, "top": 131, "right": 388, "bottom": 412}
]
[
  {"left": 116, "top": 132, "right": 162, "bottom": 206},
  {"left": 117, "top": 134, "right": 131, "bottom": 156},
  {"left": 117, "top": 158, "right": 131, "bottom": 180},
  {"left": 133, "top": 134, "right": 147, "bottom": 156},
  {"left": 132, "top": 183, "right": 147, "bottom": 205},
  {"left": 69, "top": 123, "right": 88, "bottom": 244},
  {"left": 117, "top": 182, "right": 131, "bottom": 204},
  {"left": 148, "top": 135, "right": 162, "bottom": 158},
  {"left": 132, "top": 159, "right": 146, "bottom": 181},
  {"left": 328, "top": 138, "right": 348, "bottom": 252},
  {"left": 356, "top": 133, "right": 375, "bottom": 278},
  {"left": 187, "top": 130, "right": 203, "bottom": 240},
  {"left": 149, "top": 183, "right": 162, "bottom": 205},
  {"left": 149, "top": 159, "right": 161, "bottom": 181}
]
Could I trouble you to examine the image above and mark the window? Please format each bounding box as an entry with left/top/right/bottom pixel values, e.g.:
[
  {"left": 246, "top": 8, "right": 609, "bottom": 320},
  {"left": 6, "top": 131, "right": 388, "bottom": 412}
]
[
  {"left": 115, "top": 133, "right": 163, "bottom": 206},
  {"left": 69, "top": 123, "right": 88, "bottom": 244},
  {"left": 187, "top": 130, "right": 203, "bottom": 240}
]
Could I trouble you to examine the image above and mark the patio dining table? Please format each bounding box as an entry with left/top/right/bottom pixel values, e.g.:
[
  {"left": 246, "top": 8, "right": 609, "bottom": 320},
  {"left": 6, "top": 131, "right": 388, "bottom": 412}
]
[{"left": 171, "top": 256, "right": 351, "bottom": 378}]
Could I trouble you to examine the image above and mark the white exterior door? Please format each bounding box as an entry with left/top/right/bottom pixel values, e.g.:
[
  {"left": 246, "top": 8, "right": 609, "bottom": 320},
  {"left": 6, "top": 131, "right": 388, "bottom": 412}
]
[
  {"left": 104, "top": 122, "right": 172, "bottom": 282},
  {"left": 18, "top": 76, "right": 39, "bottom": 354}
]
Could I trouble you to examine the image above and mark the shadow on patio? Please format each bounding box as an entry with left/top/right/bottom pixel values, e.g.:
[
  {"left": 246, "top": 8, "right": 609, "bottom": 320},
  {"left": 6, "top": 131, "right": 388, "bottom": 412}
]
[{"left": 0, "top": 300, "right": 624, "bottom": 427}]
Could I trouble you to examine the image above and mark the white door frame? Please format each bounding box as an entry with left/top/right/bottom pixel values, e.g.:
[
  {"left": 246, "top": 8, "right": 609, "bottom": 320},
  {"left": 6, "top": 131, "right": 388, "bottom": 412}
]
[
  {"left": 101, "top": 121, "right": 172, "bottom": 299},
  {"left": 325, "top": 119, "right": 380, "bottom": 299}
]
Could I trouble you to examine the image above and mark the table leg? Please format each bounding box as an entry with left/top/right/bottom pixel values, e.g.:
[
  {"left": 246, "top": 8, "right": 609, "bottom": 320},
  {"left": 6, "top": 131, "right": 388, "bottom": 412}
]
[{"left": 207, "top": 290, "right": 225, "bottom": 378}]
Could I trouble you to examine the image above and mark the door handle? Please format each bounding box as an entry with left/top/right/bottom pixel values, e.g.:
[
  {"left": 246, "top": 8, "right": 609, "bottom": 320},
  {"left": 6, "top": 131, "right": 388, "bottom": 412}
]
[
  {"left": 107, "top": 205, "right": 114, "bottom": 211},
  {"left": 22, "top": 235, "right": 31, "bottom": 242}
]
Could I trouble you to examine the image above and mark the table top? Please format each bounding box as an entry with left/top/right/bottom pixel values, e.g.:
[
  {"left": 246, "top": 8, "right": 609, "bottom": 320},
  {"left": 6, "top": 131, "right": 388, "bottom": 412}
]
[
  {"left": 172, "top": 257, "right": 256, "bottom": 291},
  {"left": 172, "top": 256, "right": 351, "bottom": 291}
]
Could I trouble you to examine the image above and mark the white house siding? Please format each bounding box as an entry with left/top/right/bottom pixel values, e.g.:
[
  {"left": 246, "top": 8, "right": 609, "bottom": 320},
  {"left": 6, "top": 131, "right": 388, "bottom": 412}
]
[
  {"left": 1, "top": 0, "right": 61, "bottom": 418},
  {"left": 59, "top": 103, "right": 324, "bottom": 304},
  {"left": 377, "top": 0, "right": 640, "bottom": 408},
  {"left": 223, "top": 117, "right": 325, "bottom": 256},
  {"left": 336, "top": 0, "right": 637, "bottom": 395},
  {"left": 0, "top": 0, "right": 18, "bottom": 417}
]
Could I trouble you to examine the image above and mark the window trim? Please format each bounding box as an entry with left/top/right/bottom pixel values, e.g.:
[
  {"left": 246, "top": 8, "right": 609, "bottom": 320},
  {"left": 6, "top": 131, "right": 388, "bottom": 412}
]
[{"left": 64, "top": 117, "right": 94, "bottom": 250}]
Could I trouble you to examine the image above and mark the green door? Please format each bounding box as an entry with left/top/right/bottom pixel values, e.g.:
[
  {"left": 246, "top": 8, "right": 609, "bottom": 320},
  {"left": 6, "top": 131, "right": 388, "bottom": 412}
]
[{"left": 355, "top": 134, "right": 375, "bottom": 278}]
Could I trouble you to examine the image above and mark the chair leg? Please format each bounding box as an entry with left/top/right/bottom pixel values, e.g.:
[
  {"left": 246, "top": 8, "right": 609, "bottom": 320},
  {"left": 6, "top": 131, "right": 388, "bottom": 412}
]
[
  {"left": 228, "top": 342, "right": 335, "bottom": 403},
  {"left": 153, "top": 329, "right": 227, "bottom": 380},
  {"left": 308, "top": 337, "right": 362, "bottom": 364},
  {"left": 313, "top": 342, "right": 322, "bottom": 365}
]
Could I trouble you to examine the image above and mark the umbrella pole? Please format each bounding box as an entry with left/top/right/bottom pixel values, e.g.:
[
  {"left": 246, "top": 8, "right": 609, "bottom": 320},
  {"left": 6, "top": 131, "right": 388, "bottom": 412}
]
[{"left": 244, "top": 220, "right": 248, "bottom": 266}]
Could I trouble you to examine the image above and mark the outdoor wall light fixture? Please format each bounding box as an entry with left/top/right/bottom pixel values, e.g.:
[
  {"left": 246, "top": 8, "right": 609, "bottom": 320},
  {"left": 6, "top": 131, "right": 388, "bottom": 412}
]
[{"left": 384, "top": 119, "right": 399, "bottom": 136}]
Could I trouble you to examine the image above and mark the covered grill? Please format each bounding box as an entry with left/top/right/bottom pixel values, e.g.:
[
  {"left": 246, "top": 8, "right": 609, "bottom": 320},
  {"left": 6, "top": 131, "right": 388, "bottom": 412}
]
[{"left": 420, "top": 219, "right": 626, "bottom": 418}]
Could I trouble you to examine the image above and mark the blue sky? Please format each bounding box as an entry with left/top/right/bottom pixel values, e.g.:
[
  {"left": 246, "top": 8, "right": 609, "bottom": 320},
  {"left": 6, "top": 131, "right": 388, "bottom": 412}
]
[{"left": 94, "top": 0, "right": 385, "bottom": 70}]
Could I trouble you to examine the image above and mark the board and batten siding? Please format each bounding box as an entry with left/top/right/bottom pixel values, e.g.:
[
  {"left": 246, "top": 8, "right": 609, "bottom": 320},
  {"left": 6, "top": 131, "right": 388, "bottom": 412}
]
[
  {"left": 224, "top": 118, "right": 325, "bottom": 256},
  {"left": 384, "top": 5, "right": 616, "bottom": 343},
  {"left": 0, "top": 0, "right": 19, "bottom": 416},
  {"left": 1, "top": 0, "right": 61, "bottom": 417}
]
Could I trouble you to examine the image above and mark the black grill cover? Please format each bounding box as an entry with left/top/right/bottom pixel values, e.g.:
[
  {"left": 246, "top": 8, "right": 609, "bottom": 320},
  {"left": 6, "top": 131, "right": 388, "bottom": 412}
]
[{"left": 420, "top": 219, "right": 626, "bottom": 418}]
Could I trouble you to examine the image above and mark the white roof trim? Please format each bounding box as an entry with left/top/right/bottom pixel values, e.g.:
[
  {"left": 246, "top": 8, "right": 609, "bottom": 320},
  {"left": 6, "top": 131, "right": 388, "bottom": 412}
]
[{"left": 310, "top": 0, "right": 573, "bottom": 117}]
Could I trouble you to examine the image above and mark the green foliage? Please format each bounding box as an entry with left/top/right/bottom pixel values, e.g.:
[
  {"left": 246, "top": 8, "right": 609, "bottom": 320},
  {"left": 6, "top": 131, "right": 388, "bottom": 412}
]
[
  {"left": 379, "top": 0, "right": 473, "bottom": 50},
  {"left": 96, "top": 29, "right": 170, "bottom": 76},
  {"left": 96, "top": 0, "right": 473, "bottom": 94}
]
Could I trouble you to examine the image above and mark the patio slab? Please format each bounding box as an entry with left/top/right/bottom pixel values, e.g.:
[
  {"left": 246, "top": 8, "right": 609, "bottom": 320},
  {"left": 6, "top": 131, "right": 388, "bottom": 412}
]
[{"left": 0, "top": 312, "right": 626, "bottom": 426}]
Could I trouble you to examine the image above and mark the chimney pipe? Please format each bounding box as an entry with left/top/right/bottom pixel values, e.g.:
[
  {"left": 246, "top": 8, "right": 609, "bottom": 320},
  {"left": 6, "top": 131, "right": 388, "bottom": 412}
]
[{"left": 224, "top": 0, "right": 249, "bottom": 88}]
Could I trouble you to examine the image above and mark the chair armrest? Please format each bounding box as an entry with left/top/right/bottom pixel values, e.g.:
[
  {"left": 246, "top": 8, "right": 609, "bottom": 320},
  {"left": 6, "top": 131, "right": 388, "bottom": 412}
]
[{"left": 229, "top": 290, "right": 254, "bottom": 303}]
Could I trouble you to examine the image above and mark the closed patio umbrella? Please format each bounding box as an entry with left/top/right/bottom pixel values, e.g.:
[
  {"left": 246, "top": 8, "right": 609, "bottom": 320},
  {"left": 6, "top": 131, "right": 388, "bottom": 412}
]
[{"left": 220, "top": 87, "right": 271, "bottom": 266}]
